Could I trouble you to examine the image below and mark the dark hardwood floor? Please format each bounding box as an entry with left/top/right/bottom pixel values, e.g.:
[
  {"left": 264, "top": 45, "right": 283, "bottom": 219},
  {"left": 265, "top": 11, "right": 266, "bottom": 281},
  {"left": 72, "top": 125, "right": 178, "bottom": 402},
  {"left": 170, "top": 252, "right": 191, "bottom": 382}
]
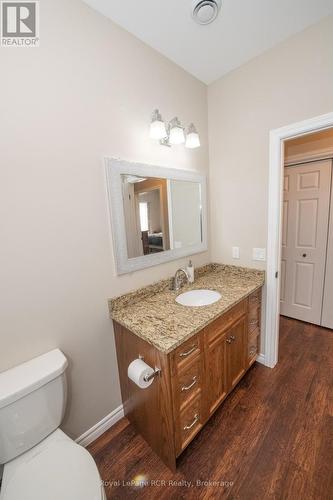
[{"left": 89, "top": 317, "right": 333, "bottom": 499}]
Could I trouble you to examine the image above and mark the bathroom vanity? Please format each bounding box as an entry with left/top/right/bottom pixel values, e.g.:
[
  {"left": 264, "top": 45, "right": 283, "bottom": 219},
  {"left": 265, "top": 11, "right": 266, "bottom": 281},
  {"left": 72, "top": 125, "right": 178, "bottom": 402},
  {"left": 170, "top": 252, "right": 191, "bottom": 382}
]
[{"left": 109, "top": 264, "right": 264, "bottom": 470}]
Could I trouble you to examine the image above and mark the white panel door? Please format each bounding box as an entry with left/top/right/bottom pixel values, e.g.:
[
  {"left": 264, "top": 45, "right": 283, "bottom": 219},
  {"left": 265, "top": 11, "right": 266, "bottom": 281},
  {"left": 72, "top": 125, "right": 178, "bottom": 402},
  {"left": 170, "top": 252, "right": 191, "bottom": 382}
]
[{"left": 280, "top": 160, "right": 332, "bottom": 324}]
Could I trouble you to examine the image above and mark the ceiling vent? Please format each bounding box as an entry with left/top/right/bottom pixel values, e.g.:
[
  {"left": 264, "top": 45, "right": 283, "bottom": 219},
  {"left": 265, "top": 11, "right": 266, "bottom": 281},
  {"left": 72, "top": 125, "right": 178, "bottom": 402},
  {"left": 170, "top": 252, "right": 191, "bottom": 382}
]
[{"left": 192, "top": 0, "right": 222, "bottom": 25}]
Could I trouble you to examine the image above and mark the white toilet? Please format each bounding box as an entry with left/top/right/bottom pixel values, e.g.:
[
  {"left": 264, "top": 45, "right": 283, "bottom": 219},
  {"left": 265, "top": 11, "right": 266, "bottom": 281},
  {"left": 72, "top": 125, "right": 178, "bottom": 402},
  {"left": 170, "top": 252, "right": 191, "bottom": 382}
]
[{"left": 0, "top": 349, "right": 106, "bottom": 500}]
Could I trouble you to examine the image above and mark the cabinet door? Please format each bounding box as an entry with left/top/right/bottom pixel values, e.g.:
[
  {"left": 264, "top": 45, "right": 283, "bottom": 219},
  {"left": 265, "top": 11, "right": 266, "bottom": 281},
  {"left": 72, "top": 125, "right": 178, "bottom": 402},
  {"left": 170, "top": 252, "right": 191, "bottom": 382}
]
[
  {"left": 206, "top": 334, "right": 227, "bottom": 416},
  {"left": 226, "top": 317, "right": 246, "bottom": 390}
]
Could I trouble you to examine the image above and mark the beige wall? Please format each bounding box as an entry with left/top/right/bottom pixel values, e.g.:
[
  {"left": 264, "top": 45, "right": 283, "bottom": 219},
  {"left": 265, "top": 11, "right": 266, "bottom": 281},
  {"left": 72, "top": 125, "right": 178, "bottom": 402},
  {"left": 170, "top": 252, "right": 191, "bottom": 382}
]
[
  {"left": 208, "top": 16, "right": 333, "bottom": 353},
  {"left": 0, "top": 0, "right": 209, "bottom": 438},
  {"left": 208, "top": 15, "right": 333, "bottom": 269}
]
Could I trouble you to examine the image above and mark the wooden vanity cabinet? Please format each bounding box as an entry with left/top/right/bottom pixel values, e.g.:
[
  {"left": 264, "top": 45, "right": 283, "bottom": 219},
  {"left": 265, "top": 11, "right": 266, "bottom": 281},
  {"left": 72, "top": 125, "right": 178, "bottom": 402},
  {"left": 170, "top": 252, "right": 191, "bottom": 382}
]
[
  {"left": 247, "top": 288, "right": 262, "bottom": 366},
  {"left": 113, "top": 288, "right": 262, "bottom": 471},
  {"left": 226, "top": 317, "right": 247, "bottom": 389},
  {"left": 113, "top": 324, "right": 176, "bottom": 469},
  {"left": 205, "top": 328, "right": 227, "bottom": 417},
  {"left": 204, "top": 298, "right": 247, "bottom": 415}
]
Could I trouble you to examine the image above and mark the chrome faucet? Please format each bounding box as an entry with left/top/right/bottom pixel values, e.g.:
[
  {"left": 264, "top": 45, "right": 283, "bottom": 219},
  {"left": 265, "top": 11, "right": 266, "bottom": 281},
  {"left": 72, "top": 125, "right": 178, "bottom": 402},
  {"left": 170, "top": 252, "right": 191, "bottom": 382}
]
[{"left": 172, "top": 268, "right": 190, "bottom": 292}]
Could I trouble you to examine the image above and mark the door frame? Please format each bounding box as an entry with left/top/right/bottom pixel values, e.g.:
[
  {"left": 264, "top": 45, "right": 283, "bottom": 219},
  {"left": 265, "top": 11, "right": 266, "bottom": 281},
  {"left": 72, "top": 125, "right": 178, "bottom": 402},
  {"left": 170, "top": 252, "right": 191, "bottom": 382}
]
[{"left": 265, "top": 111, "right": 333, "bottom": 368}]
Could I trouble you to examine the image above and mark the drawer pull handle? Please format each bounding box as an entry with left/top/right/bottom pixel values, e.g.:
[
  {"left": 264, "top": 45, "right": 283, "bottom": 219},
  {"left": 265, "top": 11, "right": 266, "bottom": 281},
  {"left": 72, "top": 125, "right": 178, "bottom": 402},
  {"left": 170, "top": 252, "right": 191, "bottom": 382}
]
[
  {"left": 230, "top": 335, "right": 235, "bottom": 341},
  {"left": 181, "top": 376, "right": 197, "bottom": 392},
  {"left": 226, "top": 338, "right": 232, "bottom": 344},
  {"left": 179, "top": 345, "right": 196, "bottom": 357},
  {"left": 183, "top": 414, "right": 199, "bottom": 430}
]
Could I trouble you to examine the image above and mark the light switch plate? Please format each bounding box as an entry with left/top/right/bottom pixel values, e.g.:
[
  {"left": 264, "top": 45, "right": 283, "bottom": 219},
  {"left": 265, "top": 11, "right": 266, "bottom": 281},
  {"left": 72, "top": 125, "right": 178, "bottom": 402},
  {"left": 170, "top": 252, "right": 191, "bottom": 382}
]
[
  {"left": 253, "top": 248, "right": 266, "bottom": 261},
  {"left": 232, "top": 246, "right": 240, "bottom": 259}
]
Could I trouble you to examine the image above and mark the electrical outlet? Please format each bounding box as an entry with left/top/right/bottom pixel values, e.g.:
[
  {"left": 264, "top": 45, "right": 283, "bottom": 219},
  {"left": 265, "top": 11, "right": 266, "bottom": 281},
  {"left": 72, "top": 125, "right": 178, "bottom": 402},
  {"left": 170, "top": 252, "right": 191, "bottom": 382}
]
[
  {"left": 253, "top": 248, "right": 266, "bottom": 261},
  {"left": 232, "top": 247, "right": 240, "bottom": 259}
]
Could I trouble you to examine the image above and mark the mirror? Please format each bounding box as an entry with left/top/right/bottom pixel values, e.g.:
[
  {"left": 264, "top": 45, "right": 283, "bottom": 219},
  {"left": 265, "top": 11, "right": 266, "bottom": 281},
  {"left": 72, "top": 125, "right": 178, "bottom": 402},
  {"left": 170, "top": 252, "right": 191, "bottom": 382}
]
[
  {"left": 122, "top": 175, "right": 202, "bottom": 259},
  {"left": 105, "top": 159, "right": 207, "bottom": 274}
]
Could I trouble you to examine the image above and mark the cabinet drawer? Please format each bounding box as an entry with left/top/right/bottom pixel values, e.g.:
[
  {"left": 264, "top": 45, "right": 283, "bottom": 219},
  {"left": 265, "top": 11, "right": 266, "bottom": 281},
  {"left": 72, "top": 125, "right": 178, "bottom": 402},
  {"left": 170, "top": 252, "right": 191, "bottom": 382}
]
[
  {"left": 248, "top": 327, "right": 260, "bottom": 364},
  {"left": 178, "top": 395, "right": 202, "bottom": 453},
  {"left": 206, "top": 300, "right": 246, "bottom": 344},
  {"left": 177, "top": 357, "right": 201, "bottom": 410},
  {"left": 248, "top": 305, "right": 260, "bottom": 333},
  {"left": 174, "top": 335, "right": 200, "bottom": 370}
]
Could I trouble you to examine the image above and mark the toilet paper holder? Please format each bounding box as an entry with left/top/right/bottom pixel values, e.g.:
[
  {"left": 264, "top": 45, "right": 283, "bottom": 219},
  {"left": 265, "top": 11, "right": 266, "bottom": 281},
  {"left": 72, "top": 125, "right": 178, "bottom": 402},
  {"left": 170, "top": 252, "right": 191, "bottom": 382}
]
[{"left": 139, "top": 355, "right": 161, "bottom": 382}]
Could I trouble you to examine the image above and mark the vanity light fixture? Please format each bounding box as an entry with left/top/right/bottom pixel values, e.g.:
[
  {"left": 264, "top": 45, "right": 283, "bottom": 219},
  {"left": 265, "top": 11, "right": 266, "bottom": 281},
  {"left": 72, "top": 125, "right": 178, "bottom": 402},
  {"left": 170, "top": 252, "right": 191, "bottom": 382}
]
[{"left": 149, "top": 110, "right": 200, "bottom": 149}]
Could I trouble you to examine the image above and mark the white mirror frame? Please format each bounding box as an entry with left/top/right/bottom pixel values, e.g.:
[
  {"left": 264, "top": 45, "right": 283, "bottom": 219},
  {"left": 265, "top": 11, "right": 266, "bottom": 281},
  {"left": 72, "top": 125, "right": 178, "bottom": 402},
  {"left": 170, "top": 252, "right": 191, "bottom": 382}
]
[{"left": 105, "top": 158, "right": 208, "bottom": 275}]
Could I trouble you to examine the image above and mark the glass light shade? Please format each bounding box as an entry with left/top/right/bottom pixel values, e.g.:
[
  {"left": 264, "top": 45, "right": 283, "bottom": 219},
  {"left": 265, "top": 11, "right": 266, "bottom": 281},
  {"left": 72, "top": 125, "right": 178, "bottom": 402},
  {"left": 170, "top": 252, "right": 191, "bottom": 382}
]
[
  {"left": 150, "top": 119, "right": 167, "bottom": 140},
  {"left": 169, "top": 126, "right": 185, "bottom": 145},
  {"left": 169, "top": 117, "right": 185, "bottom": 145},
  {"left": 185, "top": 132, "right": 200, "bottom": 149},
  {"left": 185, "top": 123, "right": 200, "bottom": 148}
]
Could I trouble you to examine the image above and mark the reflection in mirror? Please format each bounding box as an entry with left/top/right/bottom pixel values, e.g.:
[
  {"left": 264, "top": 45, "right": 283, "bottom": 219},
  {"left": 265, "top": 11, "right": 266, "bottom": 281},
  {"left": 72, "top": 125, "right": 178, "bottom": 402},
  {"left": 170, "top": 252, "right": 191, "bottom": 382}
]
[
  {"left": 121, "top": 175, "right": 202, "bottom": 260},
  {"left": 122, "top": 175, "right": 170, "bottom": 258},
  {"left": 169, "top": 180, "right": 202, "bottom": 250}
]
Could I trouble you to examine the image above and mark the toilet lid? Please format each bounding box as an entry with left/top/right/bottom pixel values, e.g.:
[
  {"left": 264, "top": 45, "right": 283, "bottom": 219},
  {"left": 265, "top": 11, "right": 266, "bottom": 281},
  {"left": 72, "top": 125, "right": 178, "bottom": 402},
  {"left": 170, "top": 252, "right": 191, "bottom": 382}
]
[{"left": 2, "top": 440, "right": 104, "bottom": 500}]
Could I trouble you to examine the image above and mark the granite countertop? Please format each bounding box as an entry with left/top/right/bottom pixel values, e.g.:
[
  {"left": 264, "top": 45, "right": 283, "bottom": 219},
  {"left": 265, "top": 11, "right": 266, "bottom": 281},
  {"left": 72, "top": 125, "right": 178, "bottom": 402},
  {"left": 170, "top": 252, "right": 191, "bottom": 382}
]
[{"left": 108, "top": 264, "right": 265, "bottom": 354}]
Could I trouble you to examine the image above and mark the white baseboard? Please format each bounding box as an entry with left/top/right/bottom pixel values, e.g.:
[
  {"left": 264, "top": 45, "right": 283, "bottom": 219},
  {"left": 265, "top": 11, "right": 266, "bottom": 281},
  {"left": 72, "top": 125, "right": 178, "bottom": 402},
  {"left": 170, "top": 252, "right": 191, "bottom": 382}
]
[
  {"left": 256, "top": 353, "right": 266, "bottom": 365},
  {"left": 76, "top": 404, "right": 124, "bottom": 448}
]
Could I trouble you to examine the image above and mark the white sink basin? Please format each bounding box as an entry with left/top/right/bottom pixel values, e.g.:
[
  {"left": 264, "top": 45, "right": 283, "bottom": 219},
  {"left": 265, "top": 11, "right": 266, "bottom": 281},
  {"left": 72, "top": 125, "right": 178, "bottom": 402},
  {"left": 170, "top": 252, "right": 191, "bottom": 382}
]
[{"left": 176, "top": 289, "right": 221, "bottom": 307}]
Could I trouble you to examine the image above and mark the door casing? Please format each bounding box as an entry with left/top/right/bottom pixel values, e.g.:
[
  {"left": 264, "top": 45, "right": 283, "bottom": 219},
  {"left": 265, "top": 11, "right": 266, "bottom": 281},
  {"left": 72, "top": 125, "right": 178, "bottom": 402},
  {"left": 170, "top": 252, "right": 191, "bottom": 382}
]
[{"left": 265, "top": 112, "right": 333, "bottom": 369}]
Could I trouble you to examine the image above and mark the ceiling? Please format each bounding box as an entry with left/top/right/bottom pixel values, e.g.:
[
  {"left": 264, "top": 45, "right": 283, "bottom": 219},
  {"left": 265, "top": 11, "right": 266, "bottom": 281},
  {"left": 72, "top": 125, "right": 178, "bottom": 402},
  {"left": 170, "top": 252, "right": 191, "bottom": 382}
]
[{"left": 83, "top": 0, "right": 333, "bottom": 84}]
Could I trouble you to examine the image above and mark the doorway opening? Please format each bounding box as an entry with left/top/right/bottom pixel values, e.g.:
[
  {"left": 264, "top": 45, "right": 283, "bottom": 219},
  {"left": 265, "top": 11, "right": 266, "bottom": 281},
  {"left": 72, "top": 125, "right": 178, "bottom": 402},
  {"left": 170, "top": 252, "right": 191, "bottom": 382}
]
[
  {"left": 281, "top": 129, "right": 333, "bottom": 327},
  {"left": 265, "top": 112, "right": 333, "bottom": 368}
]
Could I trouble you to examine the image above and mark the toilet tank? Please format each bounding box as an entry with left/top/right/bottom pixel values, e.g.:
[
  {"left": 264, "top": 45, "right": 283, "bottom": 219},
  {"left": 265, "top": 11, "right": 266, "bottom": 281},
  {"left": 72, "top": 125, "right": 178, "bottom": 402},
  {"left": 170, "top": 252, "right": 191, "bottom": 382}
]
[{"left": 0, "top": 349, "right": 68, "bottom": 464}]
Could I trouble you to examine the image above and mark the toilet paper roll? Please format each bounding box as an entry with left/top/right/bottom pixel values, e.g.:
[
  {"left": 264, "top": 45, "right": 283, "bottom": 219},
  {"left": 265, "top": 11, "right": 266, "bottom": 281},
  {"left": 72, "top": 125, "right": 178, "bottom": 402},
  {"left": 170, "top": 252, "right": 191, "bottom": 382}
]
[{"left": 127, "top": 358, "right": 155, "bottom": 389}]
